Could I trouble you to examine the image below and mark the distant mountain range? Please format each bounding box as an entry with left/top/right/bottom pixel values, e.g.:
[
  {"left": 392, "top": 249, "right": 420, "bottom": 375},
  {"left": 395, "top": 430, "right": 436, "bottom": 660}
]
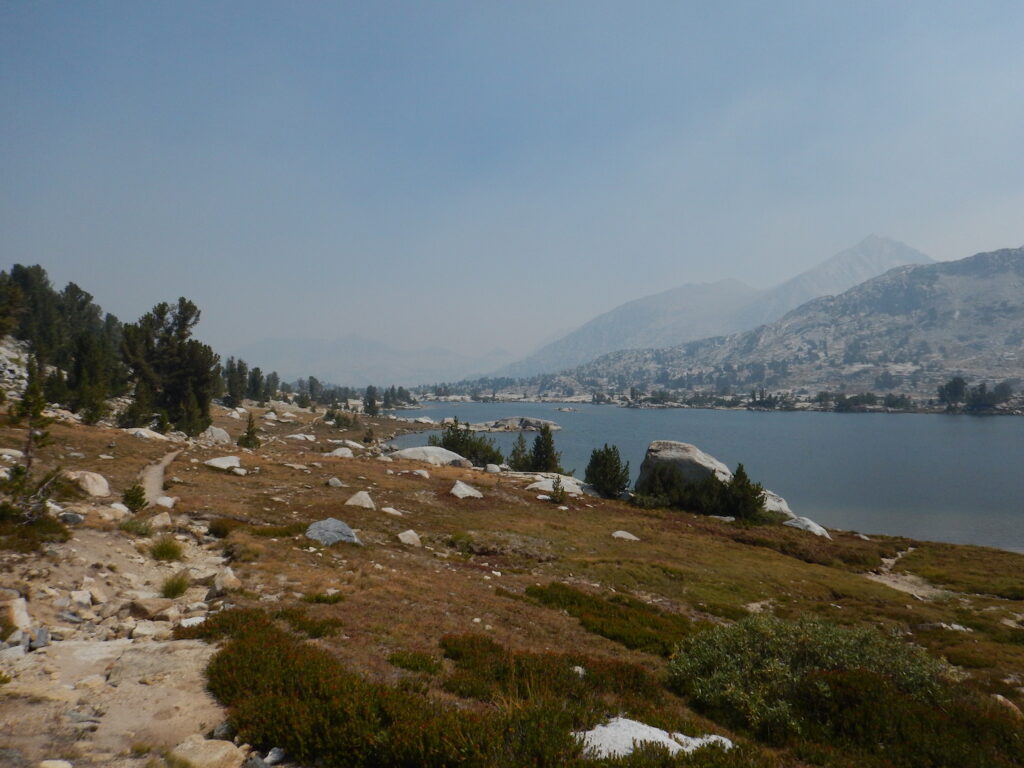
[
  {"left": 232, "top": 335, "right": 515, "bottom": 387},
  {"left": 567, "top": 246, "right": 1024, "bottom": 394},
  {"left": 497, "top": 235, "right": 932, "bottom": 377}
]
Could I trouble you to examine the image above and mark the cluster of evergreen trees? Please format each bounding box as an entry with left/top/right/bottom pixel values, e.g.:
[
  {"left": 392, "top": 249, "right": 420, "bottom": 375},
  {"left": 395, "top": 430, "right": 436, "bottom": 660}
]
[
  {"left": 507, "top": 425, "right": 564, "bottom": 473},
  {"left": 937, "top": 376, "right": 1014, "bottom": 410},
  {"left": 2, "top": 265, "right": 125, "bottom": 422},
  {"left": 223, "top": 358, "right": 280, "bottom": 407},
  {"left": 634, "top": 461, "right": 769, "bottom": 521},
  {"left": 1, "top": 264, "right": 249, "bottom": 436}
]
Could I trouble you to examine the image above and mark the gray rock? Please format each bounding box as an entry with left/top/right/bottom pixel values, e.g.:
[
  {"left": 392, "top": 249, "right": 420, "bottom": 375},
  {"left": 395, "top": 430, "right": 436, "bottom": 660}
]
[
  {"left": 243, "top": 757, "right": 269, "bottom": 768},
  {"left": 58, "top": 511, "right": 85, "bottom": 525},
  {"left": 265, "top": 747, "right": 286, "bottom": 765},
  {"left": 326, "top": 477, "right": 345, "bottom": 488},
  {"left": 306, "top": 518, "right": 362, "bottom": 546}
]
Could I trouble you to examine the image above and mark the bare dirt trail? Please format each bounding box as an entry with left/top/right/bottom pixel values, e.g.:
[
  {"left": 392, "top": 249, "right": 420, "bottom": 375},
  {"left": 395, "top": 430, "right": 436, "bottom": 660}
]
[
  {"left": 139, "top": 449, "right": 182, "bottom": 505},
  {"left": 865, "top": 547, "right": 947, "bottom": 600}
]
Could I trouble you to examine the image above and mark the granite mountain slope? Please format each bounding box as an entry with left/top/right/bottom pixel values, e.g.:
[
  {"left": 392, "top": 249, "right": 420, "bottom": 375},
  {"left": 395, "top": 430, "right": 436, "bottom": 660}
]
[
  {"left": 569, "top": 246, "right": 1024, "bottom": 395},
  {"left": 499, "top": 236, "right": 931, "bottom": 378}
]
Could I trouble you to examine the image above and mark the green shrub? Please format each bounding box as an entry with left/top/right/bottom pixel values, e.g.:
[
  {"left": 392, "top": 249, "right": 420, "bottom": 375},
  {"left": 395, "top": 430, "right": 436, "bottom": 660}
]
[
  {"left": 428, "top": 418, "right": 503, "bottom": 466},
  {"left": 247, "top": 522, "right": 306, "bottom": 538},
  {"left": 150, "top": 536, "right": 184, "bottom": 561},
  {"left": 122, "top": 483, "right": 148, "bottom": 513},
  {"left": 188, "top": 609, "right": 770, "bottom": 768},
  {"left": 302, "top": 592, "right": 344, "bottom": 605},
  {"left": 585, "top": 444, "right": 631, "bottom": 498},
  {"left": 119, "top": 518, "right": 152, "bottom": 537},
  {"left": 388, "top": 650, "right": 442, "bottom": 675},
  {"left": 160, "top": 572, "right": 190, "bottom": 598},
  {"left": 440, "top": 633, "right": 663, "bottom": 708},
  {"left": 0, "top": 505, "right": 69, "bottom": 552},
  {"left": 207, "top": 517, "right": 243, "bottom": 539},
  {"left": 526, "top": 582, "right": 693, "bottom": 656},
  {"left": 666, "top": 614, "right": 1024, "bottom": 765},
  {"left": 273, "top": 607, "right": 343, "bottom": 638}
]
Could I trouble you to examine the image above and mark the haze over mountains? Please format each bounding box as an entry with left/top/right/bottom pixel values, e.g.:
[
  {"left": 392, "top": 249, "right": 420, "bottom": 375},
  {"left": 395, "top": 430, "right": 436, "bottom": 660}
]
[
  {"left": 498, "top": 236, "right": 933, "bottom": 378},
  {"left": 568, "top": 245, "right": 1024, "bottom": 395},
  {"left": 233, "top": 335, "right": 515, "bottom": 388}
]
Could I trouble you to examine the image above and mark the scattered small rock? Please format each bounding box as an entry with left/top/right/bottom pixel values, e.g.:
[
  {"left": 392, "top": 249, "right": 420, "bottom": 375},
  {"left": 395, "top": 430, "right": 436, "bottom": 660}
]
[
  {"left": 397, "top": 530, "right": 422, "bottom": 547},
  {"left": 345, "top": 491, "right": 376, "bottom": 510}
]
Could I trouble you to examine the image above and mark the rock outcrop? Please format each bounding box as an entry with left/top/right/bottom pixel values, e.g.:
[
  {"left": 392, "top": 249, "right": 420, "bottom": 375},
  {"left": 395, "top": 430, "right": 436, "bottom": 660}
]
[{"left": 388, "top": 446, "right": 470, "bottom": 466}]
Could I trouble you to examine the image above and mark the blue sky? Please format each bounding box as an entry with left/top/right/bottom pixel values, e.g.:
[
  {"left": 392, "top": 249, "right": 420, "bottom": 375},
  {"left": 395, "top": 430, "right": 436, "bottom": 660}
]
[{"left": 3, "top": 1, "right": 1024, "bottom": 367}]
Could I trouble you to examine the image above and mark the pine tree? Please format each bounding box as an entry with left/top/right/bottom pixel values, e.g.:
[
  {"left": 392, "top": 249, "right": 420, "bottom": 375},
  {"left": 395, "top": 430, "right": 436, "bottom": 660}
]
[
  {"left": 364, "top": 386, "right": 379, "bottom": 416},
  {"left": 122, "top": 483, "right": 148, "bottom": 513},
  {"left": 12, "top": 357, "right": 52, "bottom": 475},
  {"left": 237, "top": 413, "right": 261, "bottom": 449},
  {"left": 530, "top": 425, "right": 564, "bottom": 473},
  {"left": 120, "top": 298, "right": 219, "bottom": 435},
  {"left": 508, "top": 433, "right": 531, "bottom": 471},
  {"left": 585, "top": 444, "right": 631, "bottom": 498}
]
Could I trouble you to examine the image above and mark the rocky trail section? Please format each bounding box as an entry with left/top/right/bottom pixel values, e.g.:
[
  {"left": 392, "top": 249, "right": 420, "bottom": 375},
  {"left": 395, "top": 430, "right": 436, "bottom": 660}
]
[
  {"left": 0, "top": 518, "right": 246, "bottom": 766},
  {"left": 139, "top": 450, "right": 182, "bottom": 506}
]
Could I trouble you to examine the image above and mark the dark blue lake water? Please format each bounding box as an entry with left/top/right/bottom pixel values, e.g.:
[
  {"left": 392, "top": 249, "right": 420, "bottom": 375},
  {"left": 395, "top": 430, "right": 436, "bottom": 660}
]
[{"left": 390, "top": 402, "right": 1024, "bottom": 551}]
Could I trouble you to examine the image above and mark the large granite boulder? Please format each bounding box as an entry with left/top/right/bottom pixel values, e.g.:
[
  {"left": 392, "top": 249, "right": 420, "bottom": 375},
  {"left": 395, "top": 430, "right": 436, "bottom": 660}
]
[
  {"left": 200, "top": 426, "right": 232, "bottom": 445},
  {"left": 63, "top": 470, "right": 110, "bottom": 497},
  {"left": 636, "top": 440, "right": 796, "bottom": 520},
  {"left": 636, "top": 441, "right": 732, "bottom": 487}
]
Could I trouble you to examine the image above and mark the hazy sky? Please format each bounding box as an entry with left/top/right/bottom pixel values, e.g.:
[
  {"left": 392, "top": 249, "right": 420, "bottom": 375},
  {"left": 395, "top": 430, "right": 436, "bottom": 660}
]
[{"left": 3, "top": 1, "right": 1024, "bottom": 363}]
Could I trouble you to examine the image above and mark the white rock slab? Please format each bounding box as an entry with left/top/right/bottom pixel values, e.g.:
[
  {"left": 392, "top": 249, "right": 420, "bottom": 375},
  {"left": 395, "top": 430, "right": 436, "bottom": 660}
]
[
  {"left": 450, "top": 481, "right": 483, "bottom": 499},
  {"left": 204, "top": 456, "right": 241, "bottom": 471},
  {"left": 123, "top": 427, "right": 170, "bottom": 441},
  {"left": 612, "top": 530, "right": 640, "bottom": 541},
  {"left": 576, "top": 717, "right": 733, "bottom": 759},
  {"left": 397, "top": 530, "right": 422, "bottom": 547},
  {"left": 345, "top": 491, "right": 376, "bottom": 510},
  {"left": 783, "top": 516, "right": 832, "bottom": 539},
  {"left": 389, "top": 446, "right": 469, "bottom": 466}
]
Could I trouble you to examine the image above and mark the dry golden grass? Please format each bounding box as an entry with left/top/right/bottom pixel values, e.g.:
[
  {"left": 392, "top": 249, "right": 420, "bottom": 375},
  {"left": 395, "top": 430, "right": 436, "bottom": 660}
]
[{"left": 7, "top": 401, "right": 1024, "bottom": 737}]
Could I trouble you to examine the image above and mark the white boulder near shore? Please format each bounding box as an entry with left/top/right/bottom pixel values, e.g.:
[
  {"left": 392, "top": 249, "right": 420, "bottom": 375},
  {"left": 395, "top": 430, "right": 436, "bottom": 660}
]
[{"left": 636, "top": 440, "right": 832, "bottom": 536}]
